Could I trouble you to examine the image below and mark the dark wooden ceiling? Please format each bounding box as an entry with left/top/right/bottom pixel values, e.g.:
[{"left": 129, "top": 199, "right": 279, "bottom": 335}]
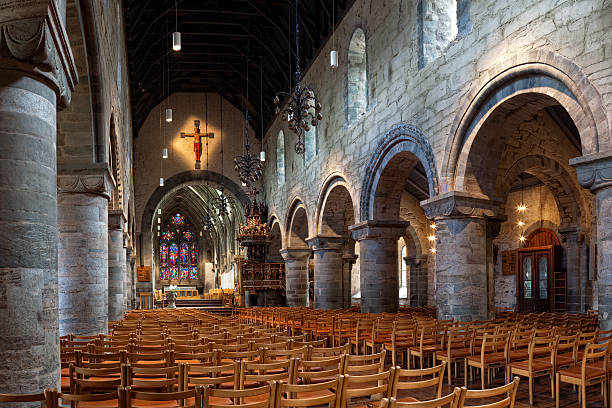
[{"left": 123, "top": 0, "right": 356, "bottom": 137}]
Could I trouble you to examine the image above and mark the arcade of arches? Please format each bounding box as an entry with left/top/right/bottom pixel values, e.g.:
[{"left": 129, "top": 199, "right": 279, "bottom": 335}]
[{"left": 0, "top": 0, "right": 610, "bottom": 402}]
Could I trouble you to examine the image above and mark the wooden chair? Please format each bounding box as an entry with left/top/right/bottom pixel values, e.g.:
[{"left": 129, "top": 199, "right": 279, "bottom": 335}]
[
  {"left": 307, "top": 343, "right": 350, "bottom": 360},
  {"left": 123, "top": 363, "right": 183, "bottom": 393},
  {"left": 294, "top": 355, "right": 345, "bottom": 384},
  {"left": 409, "top": 325, "right": 445, "bottom": 369},
  {"left": 54, "top": 389, "right": 123, "bottom": 408},
  {"left": 184, "top": 362, "right": 238, "bottom": 392},
  {"left": 555, "top": 340, "right": 610, "bottom": 408},
  {"left": 262, "top": 346, "right": 307, "bottom": 363},
  {"left": 390, "top": 363, "right": 446, "bottom": 403},
  {"left": 340, "top": 368, "right": 395, "bottom": 408},
  {"left": 434, "top": 327, "right": 471, "bottom": 385},
  {"left": 239, "top": 359, "right": 295, "bottom": 390},
  {"left": 0, "top": 389, "right": 55, "bottom": 406},
  {"left": 465, "top": 331, "right": 510, "bottom": 389},
  {"left": 123, "top": 385, "right": 203, "bottom": 408},
  {"left": 457, "top": 376, "right": 520, "bottom": 408},
  {"left": 204, "top": 383, "right": 275, "bottom": 408},
  {"left": 69, "top": 364, "right": 123, "bottom": 395},
  {"left": 379, "top": 388, "right": 462, "bottom": 408},
  {"left": 275, "top": 377, "right": 343, "bottom": 408},
  {"left": 508, "top": 335, "right": 555, "bottom": 405},
  {"left": 344, "top": 350, "right": 386, "bottom": 376},
  {"left": 386, "top": 320, "right": 416, "bottom": 368}
]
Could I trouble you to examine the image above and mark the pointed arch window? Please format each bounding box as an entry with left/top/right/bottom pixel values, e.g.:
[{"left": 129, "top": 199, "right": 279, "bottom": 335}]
[
  {"left": 277, "top": 130, "right": 286, "bottom": 185},
  {"left": 159, "top": 213, "right": 198, "bottom": 281},
  {"left": 304, "top": 93, "right": 318, "bottom": 164},
  {"left": 347, "top": 28, "right": 367, "bottom": 124}
]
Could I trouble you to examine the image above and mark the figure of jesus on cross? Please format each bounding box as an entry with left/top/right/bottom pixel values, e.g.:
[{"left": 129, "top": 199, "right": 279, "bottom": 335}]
[{"left": 180, "top": 120, "right": 214, "bottom": 169}]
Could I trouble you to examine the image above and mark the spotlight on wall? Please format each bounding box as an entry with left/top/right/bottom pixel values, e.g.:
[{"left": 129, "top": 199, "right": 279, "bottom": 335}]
[
  {"left": 162, "top": 148, "right": 168, "bottom": 159},
  {"left": 160, "top": 178, "right": 164, "bottom": 186},
  {"left": 165, "top": 108, "right": 173, "bottom": 122},
  {"left": 172, "top": 31, "right": 181, "bottom": 51},
  {"left": 430, "top": 248, "right": 437, "bottom": 253},
  {"left": 519, "top": 235, "right": 526, "bottom": 242}
]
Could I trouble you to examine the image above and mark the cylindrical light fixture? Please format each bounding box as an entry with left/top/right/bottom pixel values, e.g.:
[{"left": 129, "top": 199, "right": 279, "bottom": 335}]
[
  {"left": 260, "top": 151, "right": 266, "bottom": 162},
  {"left": 241, "top": 182, "right": 246, "bottom": 187},
  {"left": 172, "top": 31, "right": 181, "bottom": 51},
  {"left": 165, "top": 108, "right": 173, "bottom": 122},
  {"left": 160, "top": 177, "right": 164, "bottom": 186},
  {"left": 330, "top": 50, "right": 338, "bottom": 68},
  {"left": 162, "top": 148, "right": 168, "bottom": 159},
  {"left": 158, "top": 208, "right": 161, "bottom": 214}
]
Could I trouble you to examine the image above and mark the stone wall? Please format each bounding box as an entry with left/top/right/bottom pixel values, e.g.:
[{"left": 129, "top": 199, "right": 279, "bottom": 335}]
[{"left": 261, "top": 0, "right": 610, "bottom": 238}]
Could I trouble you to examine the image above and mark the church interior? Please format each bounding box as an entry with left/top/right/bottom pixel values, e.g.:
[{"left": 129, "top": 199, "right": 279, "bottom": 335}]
[{"left": 0, "top": 0, "right": 610, "bottom": 407}]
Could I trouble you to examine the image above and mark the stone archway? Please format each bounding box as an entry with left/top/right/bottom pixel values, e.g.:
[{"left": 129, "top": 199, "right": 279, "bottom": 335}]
[{"left": 281, "top": 198, "right": 312, "bottom": 307}]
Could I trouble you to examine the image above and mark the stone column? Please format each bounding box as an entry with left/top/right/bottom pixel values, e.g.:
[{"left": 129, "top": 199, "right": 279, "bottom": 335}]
[
  {"left": 0, "top": 3, "right": 77, "bottom": 399},
  {"left": 108, "top": 211, "right": 126, "bottom": 320},
  {"left": 307, "top": 235, "right": 345, "bottom": 310},
  {"left": 423, "top": 192, "right": 501, "bottom": 322},
  {"left": 405, "top": 255, "right": 428, "bottom": 307},
  {"left": 125, "top": 245, "right": 133, "bottom": 311},
  {"left": 342, "top": 253, "right": 358, "bottom": 308},
  {"left": 280, "top": 248, "right": 311, "bottom": 307},
  {"left": 57, "top": 166, "right": 113, "bottom": 336},
  {"left": 572, "top": 153, "right": 612, "bottom": 329},
  {"left": 349, "top": 221, "right": 409, "bottom": 313},
  {"left": 560, "top": 228, "right": 582, "bottom": 313}
]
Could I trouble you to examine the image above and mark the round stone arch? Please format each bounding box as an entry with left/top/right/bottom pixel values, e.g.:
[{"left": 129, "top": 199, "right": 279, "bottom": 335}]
[
  {"left": 140, "top": 170, "right": 249, "bottom": 234},
  {"left": 284, "top": 197, "right": 311, "bottom": 249},
  {"left": 315, "top": 172, "right": 358, "bottom": 236},
  {"left": 359, "top": 123, "right": 440, "bottom": 222},
  {"left": 443, "top": 50, "right": 609, "bottom": 192},
  {"left": 501, "top": 155, "right": 587, "bottom": 232},
  {"left": 267, "top": 215, "right": 284, "bottom": 262}
]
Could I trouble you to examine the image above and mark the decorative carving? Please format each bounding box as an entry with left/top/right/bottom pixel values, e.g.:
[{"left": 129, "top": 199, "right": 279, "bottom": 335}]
[
  {"left": 421, "top": 191, "right": 503, "bottom": 220},
  {"left": 571, "top": 151, "right": 612, "bottom": 193},
  {"left": 349, "top": 220, "right": 410, "bottom": 242},
  {"left": 360, "top": 123, "right": 439, "bottom": 221},
  {"left": 0, "top": 1, "right": 77, "bottom": 108},
  {"left": 306, "top": 235, "right": 345, "bottom": 252},
  {"left": 57, "top": 166, "right": 114, "bottom": 199},
  {"left": 108, "top": 210, "right": 126, "bottom": 231},
  {"left": 280, "top": 248, "right": 312, "bottom": 262}
]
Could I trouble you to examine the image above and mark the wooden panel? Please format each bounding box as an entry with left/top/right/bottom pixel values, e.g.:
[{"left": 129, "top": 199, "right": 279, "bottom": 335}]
[
  {"left": 525, "top": 228, "right": 560, "bottom": 247},
  {"left": 502, "top": 250, "right": 517, "bottom": 275},
  {"left": 137, "top": 266, "right": 151, "bottom": 282}
]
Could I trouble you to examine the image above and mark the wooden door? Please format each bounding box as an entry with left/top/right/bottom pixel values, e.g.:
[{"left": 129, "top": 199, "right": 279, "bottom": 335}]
[{"left": 517, "top": 247, "right": 553, "bottom": 312}]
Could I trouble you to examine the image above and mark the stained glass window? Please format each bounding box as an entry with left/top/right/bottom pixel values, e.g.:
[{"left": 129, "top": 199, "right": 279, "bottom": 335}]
[{"left": 158, "top": 212, "right": 198, "bottom": 281}]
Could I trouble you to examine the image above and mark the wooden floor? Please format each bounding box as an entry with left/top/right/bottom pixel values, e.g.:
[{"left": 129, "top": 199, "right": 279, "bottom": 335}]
[{"left": 397, "top": 370, "right": 607, "bottom": 408}]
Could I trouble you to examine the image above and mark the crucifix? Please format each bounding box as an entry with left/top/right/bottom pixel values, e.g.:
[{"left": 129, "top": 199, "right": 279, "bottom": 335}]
[{"left": 180, "top": 120, "right": 214, "bottom": 169}]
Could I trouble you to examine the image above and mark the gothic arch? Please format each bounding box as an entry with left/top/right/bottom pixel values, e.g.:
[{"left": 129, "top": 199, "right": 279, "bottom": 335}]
[
  {"left": 315, "top": 173, "right": 358, "bottom": 235},
  {"left": 359, "top": 123, "right": 439, "bottom": 221},
  {"left": 443, "top": 50, "right": 609, "bottom": 192},
  {"left": 285, "top": 197, "right": 310, "bottom": 248},
  {"left": 140, "top": 170, "right": 248, "bottom": 234}
]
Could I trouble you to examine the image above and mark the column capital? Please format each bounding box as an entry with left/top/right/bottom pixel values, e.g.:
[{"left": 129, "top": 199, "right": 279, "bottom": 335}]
[
  {"left": 109, "top": 209, "right": 126, "bottom": 231},
  {"left": 0, "top": 1, "right": 78, "bottom": 108},
  {"left": 348, "top": 220, "right": 409, "bottom": 241},
  {"left": 57, "top": 164, "right": 115, "bottom": 200},
  {"left": 570, "top": 151, "right": 612, "bottom": 193},
  {"left": 306, "top": 235, "right": 346, "bottom": 252},
  {"left": 404, "top": 255, "right": 428, "bottom": 266},
  {"left": 280, "top": 247, "right": 312, "bottom": 261},
  {"left": 420, "top": 191, "right": 503, "bottom": 220}
]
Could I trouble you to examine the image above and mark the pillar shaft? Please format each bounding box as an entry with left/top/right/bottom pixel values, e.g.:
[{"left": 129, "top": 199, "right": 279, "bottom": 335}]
[
  {"left": 0, "top": 4, "right": 77, "bottom": 397},
  {"left": 350, "top": 221, "right": 409, "bottom": 313},
  {"left": 307, "top": 236, "right": 345, "bottom": 310},
  {"left": 108, "top": 211, "right": 126, "bottom": 320},
  {"left": 57, "top": 167, "right": 113, "bottom": 335},
  {"left": 280, "top": 248, "right": 311, "bottom": 307},
  {"left": 560, "top": 229, "right": 582, "bottom": 313},
  {"left": 573, "top": 153, "right": 612, "bottom": 329}
]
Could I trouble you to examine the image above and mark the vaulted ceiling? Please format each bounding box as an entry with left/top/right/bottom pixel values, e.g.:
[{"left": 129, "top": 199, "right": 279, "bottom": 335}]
[{"left": 123, "top": 0, "right": 356, "bottom": 137}]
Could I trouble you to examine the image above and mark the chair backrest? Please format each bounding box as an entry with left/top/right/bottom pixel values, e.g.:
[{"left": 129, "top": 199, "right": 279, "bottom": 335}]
[
  {"left": 528, "top": 335, "right": 555, "bottom": 368},
  {"left": 239, "top": 359, "right": 295, "bottom": 389},
  {"left": 479, "top": 332, "right": 510, "bottom": 361},
  {"left": 275, "top": 377, "right": 342, "bottom": 408},
  {"left": 71, "top": 363, "right": 123, "bottom": 393},
  {"left": 56, "top": 390, "right": 122, "bottom": 407},
  {"left": 263, "top": 346, "right": 307, "bottom": 362},
  {"left": 580, "top": 340, "right": 611, "bottom": 375},
  {"left": 217, "top": 348, "right": 262, "bottom": 364},
  {"left": 445, "top": 328, "right": 471, "bottom": 355},
  {"left": 340, "top": 367, "right": 395, "bottom": 406},
  {"left": 457, "top": 377, "right": 520, "bottom": 408},
  {"left": 0, "top": 389, "right": 55, "bottom": 406},
  {"left": 344, "top": 350, "right": 386, "bottom": 375},
  {"left": 392, "top": 363, "right": 446, "bottom": 399},
  {"left": 308, "top": 343, "right": 350, "bottom": 360},
  {"left": 125, "top": 385, "right": 203, "bottom": 408},
  {"left": 204, "top": 383, "right": 275, "bottom": 408},
  {"left": 380, "top": 387, "right": 462, "bottom": 408},
  {"left": 124, "top": 363, "right": 183, "bottom": 392},
  {"left": 294, "top": 355, "right": 345, "bottom": 384}
]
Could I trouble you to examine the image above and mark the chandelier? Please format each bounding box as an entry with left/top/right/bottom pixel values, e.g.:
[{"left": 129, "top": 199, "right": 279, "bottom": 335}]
[
  {"left": 274, "top": 0, "right": 322, "bottom": 154},
  {"left": 215, "top": 186, "right": 230, "bottom": 217},
  {"left": 234, "top": 60, "right": 264, "bottom": 185}
]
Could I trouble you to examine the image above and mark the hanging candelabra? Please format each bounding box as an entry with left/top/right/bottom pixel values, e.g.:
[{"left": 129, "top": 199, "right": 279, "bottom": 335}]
[
  {"left": 273, "top": 0, "right": 323, "bottom": 154},
  {"left": 234, "top": 60, "right": 264, "bottom": 186}
]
